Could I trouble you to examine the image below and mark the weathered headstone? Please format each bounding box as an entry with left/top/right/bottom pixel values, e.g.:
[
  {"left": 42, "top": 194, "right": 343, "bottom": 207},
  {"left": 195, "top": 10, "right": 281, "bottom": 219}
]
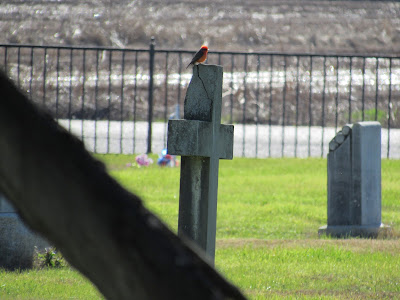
[
  {"left": 0, "top": 192, "right": 49, "bottom": 269},
  {"left": 168, "top": 64, "right": 234, "bottom": 263},
  {"left": 319, "top": 121, "right": 388, "bottom": 237}
]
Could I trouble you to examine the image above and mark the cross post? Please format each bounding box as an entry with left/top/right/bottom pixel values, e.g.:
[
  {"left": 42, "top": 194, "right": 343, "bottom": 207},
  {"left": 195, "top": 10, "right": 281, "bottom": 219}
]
[{"left": 167, "top": 64, "right": 233, "bottom": 264}]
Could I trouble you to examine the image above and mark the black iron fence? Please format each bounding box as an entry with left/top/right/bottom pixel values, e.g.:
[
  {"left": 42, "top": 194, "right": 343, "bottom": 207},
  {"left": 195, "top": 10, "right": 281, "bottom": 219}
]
[{"left": 1, "top": 41, "right": 399, "bottom": 158}]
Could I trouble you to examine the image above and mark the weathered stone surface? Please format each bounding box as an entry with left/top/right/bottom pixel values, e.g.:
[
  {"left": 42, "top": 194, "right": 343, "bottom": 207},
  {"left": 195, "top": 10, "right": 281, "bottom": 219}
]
[
  {"left": 0, "top": 193, "right": 15, "bottom": 212},
  {"left": 328, "top": 140, "right": 339, "bottom": 151},
  {"left": 342, "top": 124, "right": 353, "bottom": 136},
  {"left": 168, "top": 120, "right": 233, "bottom": 159},
  {"left": 327, "top": 133, "right": 352, "bottom": 226},
  {"left": 183, "top": 65, "right": 214, "bottom": 122},
  {"left": 320, "top": 122, "right": 385, "bottom": 238},
  {"left": 0, "top": 212, "right": 49, "bottom": 270},
  {"left": 167, "top": 65, "right": 234, "bottom": 263},
  {"left": 178, "top": 156, "right": 210, "bottom": 248},
  {"left": 0, "top": 193, "right": 50, "bottom": 270},
  {"left": 334, "top": 131, "right": 345, "bottom": 144},
  {"left": 352, "top": 121, "right": 381, "bottom": 227}
]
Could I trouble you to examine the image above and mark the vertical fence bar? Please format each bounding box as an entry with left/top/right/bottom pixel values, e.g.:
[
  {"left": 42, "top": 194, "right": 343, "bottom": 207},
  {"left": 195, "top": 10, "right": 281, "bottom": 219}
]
[
  {"left": 242, "top": 54, "right": 248, "bottom": 157},
  {"left": 163, "top": 52, "right": 169, "bottom": 148},
  {"left": 294, "top": 56, "right": 300, "bottom": 157},
  {"left": 348, "top": 57, "right": 353, "bottom": 123},
  {"left": 107, "top": 50, "right": 112, "bottom": 153},
  {"left": 229, "top": 54, "right": 234, "bottom": 124},
  {"left": 68, "top": 48, "right": 73, "bottom": 132},
  {"left": 43, "top": 47, "right": 47, "bottom": 106},
  {"left": 281, "top": 56, "right": 287, "bottom": 158},
  {"left": 120, "top": 51, "right": 126, "bottom": 154},
  {"left": 55, "top": 48, "right": 60, "bottom": 120},
  {"left": 17, "top": 47, "right": 21, "bottom": 88},
  {"left": 133, "top": 51, "right": 138, "bottom": 154},
  {"left": 147, "top": 37, "right": 155, "bottom": 154},
  {"left": 375, "top": 58, "right": 379, "bottom": 121},
  {"left": 321, "top": 56, "right": 327, "bottom": 158},
  {"left": 94, "top": 49, "right": 100, "bottom": 152},
  {"left": 29, "top": 47, "right": 34, "bottom": 100},
  {"left": 81, "top": 49, "right": 86, "bottom": 141},
  {"left": 387, "top": 58, "right": 392, "bottom": 158},
  {"left": 4, "top": 47, "right": 8, "bottom": 74},
  {"left": 308, "top": 56, "right": 313, "bottom": 157},
  {"left": 335, "top": 57, "right": 339, "bottom": 132},
  {"left": 255, "top": 54, "right": 260, "bottom": 158},
  {"left": 268, "top": 55, "right": 273, "bottom": 157},
  {"left": 361, "top": 57, "right": 366, "bottom": 121},
  {"left": 177, "top": 52, "right": 182, "bottom": 115}
]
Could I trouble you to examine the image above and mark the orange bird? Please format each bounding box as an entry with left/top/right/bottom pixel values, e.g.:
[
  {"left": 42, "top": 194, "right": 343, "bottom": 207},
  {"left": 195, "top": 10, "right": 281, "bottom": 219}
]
[{"left": 186, "top": 45, "right": 208, "bottom": 69}]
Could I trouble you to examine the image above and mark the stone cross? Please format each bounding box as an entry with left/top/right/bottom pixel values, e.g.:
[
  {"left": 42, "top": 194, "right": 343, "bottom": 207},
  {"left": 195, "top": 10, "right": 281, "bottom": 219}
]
[
  {"left": 167, "top": 65, "right": 233, "bottom": 264},
  {"left": 319, "top": 121, "right": 388, "bottom": 237}
]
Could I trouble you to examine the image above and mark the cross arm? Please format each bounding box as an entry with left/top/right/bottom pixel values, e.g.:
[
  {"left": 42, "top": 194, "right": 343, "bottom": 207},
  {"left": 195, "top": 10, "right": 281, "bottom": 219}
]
[{"left": 167, "top": 119, "right": 233, "bottom": 159}]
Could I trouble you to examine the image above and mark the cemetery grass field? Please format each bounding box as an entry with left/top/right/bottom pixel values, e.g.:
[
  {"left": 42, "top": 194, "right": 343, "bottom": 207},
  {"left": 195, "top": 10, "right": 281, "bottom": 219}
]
[{"left": 1, "top": 155, "right": 400, "bottom": 299}]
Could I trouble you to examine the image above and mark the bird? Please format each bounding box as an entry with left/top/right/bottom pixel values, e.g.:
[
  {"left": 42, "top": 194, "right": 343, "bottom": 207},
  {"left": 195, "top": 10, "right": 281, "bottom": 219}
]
[{"left": 186, "top": 45, "right": 208, "bottom": 69}]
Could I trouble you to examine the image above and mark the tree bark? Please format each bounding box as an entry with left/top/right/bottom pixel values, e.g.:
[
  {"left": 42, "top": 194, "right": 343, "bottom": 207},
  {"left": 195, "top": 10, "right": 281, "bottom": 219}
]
[{"left": 0, "top": 71, "right": 246, "bottom": 300}]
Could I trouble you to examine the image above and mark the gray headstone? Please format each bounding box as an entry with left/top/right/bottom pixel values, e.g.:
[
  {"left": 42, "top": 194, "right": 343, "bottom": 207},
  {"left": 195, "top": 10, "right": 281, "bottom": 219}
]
[
  {"left": 319, "top": 121, "right": 389, "bottom": 237},
  {"left": 167, "top": 64, "right": 234, "bottom": 264},
  {"left": 327, "top": 130, "right": 352, "bottom": 226},
  {"left": 0, "top": 193, "right": 49, "bottom": 270},
  {"left": 0, "top": 193, "right": 15, "bottom": 212}
]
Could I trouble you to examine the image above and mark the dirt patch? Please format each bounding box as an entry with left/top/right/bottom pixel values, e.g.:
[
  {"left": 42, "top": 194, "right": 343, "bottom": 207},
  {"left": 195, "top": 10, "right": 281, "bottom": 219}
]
[
  {"left": 217, "top": 238, "right": 400, "bottom": 254},
  {"left": 249, "top": 289, "right": 400, "bottom": 300}
]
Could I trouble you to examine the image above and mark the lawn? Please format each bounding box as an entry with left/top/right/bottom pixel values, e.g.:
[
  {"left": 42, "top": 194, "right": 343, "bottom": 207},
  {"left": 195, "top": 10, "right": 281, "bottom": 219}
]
[{"left": 1, "top": 155, "right": 399, "bottom": 299}]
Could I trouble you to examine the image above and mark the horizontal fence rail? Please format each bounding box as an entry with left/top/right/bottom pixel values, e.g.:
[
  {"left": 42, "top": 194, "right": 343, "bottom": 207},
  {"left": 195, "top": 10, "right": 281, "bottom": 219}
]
[{"left": 1, "top": 42, "right": 399, "bottom": 158}]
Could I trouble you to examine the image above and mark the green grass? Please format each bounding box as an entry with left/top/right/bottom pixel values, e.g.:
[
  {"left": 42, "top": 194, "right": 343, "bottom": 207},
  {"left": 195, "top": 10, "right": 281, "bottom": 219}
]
[
  {"left": 218, "top": 240, "right": 400, "bottom": 299},
  {"left": 0, "top": 268, "right": 103, "bottom": 299},
  {"left": 2, "top": 155, "right": 400, "bottom": 299}
]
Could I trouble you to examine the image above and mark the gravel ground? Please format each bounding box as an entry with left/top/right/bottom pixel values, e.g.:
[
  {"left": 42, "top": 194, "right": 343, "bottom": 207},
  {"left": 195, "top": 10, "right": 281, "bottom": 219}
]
[{"left": 1, "top": 0, "right": 400, "bottom": 55}]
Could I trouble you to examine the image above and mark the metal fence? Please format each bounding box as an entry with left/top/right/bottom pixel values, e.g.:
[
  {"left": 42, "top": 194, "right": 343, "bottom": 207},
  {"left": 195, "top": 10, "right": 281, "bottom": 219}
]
[{"left": 1, "top": 41, "right": 399, "bottom": 158}]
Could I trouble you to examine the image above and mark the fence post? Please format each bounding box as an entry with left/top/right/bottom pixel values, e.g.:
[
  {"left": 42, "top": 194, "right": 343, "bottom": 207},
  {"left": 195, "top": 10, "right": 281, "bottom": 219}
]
[{"left": 147, "top": 37, "right": 155, "bottom": 154}]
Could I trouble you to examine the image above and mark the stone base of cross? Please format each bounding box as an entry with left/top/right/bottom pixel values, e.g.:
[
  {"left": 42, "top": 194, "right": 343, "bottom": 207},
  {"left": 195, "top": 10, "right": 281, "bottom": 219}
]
[{"left": 167, "top": 65, "right": 233, "bottom": 264}]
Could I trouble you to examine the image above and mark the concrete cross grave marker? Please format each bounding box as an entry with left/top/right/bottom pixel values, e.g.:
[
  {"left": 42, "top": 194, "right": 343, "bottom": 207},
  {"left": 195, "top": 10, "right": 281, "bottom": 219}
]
[{"left": 167, "top": 64, "right": 234, "bottom": 264}]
